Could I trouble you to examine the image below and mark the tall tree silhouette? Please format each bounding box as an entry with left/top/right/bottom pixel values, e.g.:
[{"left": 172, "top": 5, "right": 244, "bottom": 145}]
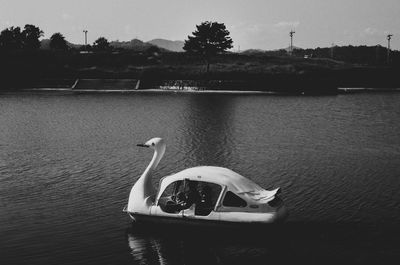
[
  {"left": 22, "top": 24, "right": 43, "bottom": 49},
  {"left": 184, "top": 21, "right": 233, "bottom": 73},
  {"left": 49, "top": 32, "right": 68, "bottom": 50},
  {"left": 93, "top": 37, "right": 111, "bottom": 51},
  {"left": 0, "top": 27, "right": 23, "bottom": 49}
]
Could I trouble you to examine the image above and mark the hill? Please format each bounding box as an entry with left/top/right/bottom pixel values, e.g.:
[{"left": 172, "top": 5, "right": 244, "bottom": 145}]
[
  {"left": 241, "top": 49, "right": 266, "bottom": 55},
  {"left": 147, "top": 39, "right": 184, "bottom": 52},
  {"left": 41, "top": 38, "right": 185, "bottom": 52},
  {"left": 40, "top": 39, "right": 82, "bottom": 50},
  {"left": 110, "top": 39, "right": 154, "bottom": 51},
  {"left": 283, "top": 46, "right": 302, "bottom": 52},
  {"left": 41, "top": 38, "right": 159, "bottom": 51}
]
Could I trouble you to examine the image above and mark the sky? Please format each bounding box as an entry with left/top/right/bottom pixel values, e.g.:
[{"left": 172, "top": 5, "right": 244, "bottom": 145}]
[{"left": 1, "top": 0, "right": 399, "bottom": 50}]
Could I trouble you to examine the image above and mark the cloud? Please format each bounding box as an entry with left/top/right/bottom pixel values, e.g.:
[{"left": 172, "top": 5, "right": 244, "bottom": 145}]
[
  {"left": 247, "top": 24, "right": 262, "bottom": 33},
  {"left": 361, "top": 27, "right": 391, "bottom": 39},
  {"left": 363, "top": 27, "right": 378, "bottom": 35},
  {"left": 231, "top": 22, "right": 270, "bottom": 34},
  {"left": 62, "top": 13, "right": 73, "bottom": 20},
  {"left": 274, "top": 21, "right": 300, "bottom": 28}
]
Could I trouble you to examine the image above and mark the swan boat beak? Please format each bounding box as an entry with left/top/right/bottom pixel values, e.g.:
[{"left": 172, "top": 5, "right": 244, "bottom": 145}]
[{"left": 137, "top": 143, "right": 149, "bottom": 148}]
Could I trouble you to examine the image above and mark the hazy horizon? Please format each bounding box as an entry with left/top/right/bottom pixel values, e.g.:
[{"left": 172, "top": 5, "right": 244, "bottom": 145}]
[{"left": 1, "top": 0, "right": 399, "bottom": 50}]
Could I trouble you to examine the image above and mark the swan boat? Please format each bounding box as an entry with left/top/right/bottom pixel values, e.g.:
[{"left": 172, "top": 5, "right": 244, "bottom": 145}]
[{"left": 123, "top": 138, "right": 288, "bottom": 227}]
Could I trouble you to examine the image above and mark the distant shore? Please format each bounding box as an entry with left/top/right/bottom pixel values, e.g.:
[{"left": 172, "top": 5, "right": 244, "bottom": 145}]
[
  {"left": 3, "top": 75, "right": 400, "bottom": 95},
  {"left": 10, "top": 81, "right": 400, "bottom": 96},
  {"left": 2, "top": 50, "right": 400, "bottom": 94}
]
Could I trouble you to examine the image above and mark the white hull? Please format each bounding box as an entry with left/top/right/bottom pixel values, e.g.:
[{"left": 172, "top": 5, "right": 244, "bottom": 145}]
[{"left": 125, "top": 204, "right": 288, "bottom": 226}]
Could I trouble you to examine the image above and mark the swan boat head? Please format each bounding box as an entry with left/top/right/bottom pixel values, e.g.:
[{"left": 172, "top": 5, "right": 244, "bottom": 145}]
[{"left": 127, "top": 137, "right": 166, "bottom": 214}]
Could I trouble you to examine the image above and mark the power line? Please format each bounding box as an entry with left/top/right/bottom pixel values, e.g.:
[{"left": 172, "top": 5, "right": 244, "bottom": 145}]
[
  {"left": 83, "top": 30, "right": 88, "bottom": 48},
  {"left": 289, "top": 30, "right": 295, "bottom": 55},
  {"left": 387, "top": 34, "right": 393, "bottom": 64}
]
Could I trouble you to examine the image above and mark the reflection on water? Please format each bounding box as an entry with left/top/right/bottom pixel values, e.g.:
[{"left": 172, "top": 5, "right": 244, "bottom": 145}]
[
  {"left": 126, "top": 222, "right": 400, "bottom": 265},
  {"left": 182, "top": 94, "right": 236, "bottom": 166},
  {"left": 126, "top": 226, "right": 286, "bottom": 265}
]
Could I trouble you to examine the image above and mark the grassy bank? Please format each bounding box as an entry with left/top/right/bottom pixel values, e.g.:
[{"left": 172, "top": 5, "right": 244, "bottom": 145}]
[{"left": 1, "top": 50, "right": 399, "bottom": 93}]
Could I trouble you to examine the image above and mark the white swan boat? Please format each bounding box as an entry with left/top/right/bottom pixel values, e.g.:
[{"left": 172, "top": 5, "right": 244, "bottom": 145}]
[{"left": 123, "top": 137, "right": 288, "bottom": 226}]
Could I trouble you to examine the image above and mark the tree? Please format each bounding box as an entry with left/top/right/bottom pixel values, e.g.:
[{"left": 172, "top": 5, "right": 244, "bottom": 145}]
[
  {"left": 93, "top": 37, "right": 111, "bottom": 51},
  {"left": 183, "top": 21, "right": 233, "bottom": 73},
  {"left": 49, "top": 32, "right": 68, "bottom": 50},
  {"left": 22, "top": 24, "right": 43, "bottom": 49},
  {"left": 0, "top": 26, "right": 23, "bottom": 49}
]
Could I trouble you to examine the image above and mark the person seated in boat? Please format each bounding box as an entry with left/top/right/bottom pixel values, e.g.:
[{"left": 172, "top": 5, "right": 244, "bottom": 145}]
[
  {"left": 176, "top": 182, "right": 201, "bottom": 210},
  {"left": 162, "top": 191, "right": 187, "bottom": 213},
  {"left": 195, "top": 185, "right": 213, "bottom": 216},
  {"left": 175, "top": 191, "right": 187, "bottom": 206},
  {"left": 199, "top": 186, "right": 212, "bottom": 205}
]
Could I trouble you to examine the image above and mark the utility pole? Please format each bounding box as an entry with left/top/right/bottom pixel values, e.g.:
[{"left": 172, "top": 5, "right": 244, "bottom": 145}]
[
  {"left": 83, "top": 30, "right": 88, "bottom": 51},
  {"left": 387, "top": 34, "right": 393, "bottom": 64},
  {"left": 330, "top": 43, "right": 335, "bottom": 59},
  {"left": 289, "top": 30, "right": 295, "bottom": 55}
]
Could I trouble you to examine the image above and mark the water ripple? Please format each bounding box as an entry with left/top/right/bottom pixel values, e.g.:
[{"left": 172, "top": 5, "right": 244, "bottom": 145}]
[{"left": 1, "top": 93, "right": 400, "bottom": 264}]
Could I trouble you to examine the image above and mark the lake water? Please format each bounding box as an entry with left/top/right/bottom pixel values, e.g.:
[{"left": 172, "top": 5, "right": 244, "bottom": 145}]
[{"left": 1, "top": 91, "right": 400, "bottom": 265}]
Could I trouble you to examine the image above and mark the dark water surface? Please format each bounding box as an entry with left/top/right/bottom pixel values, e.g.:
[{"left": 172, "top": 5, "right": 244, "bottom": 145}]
[{"left": 1, "top": 92, "right": 399, "bottom": 264}]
